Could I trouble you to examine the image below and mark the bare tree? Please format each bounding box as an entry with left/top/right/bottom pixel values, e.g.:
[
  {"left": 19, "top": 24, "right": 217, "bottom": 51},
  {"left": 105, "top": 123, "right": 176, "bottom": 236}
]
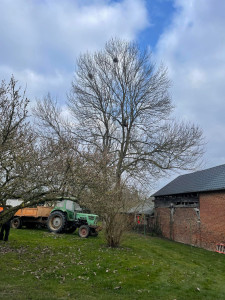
[
  {"left": 69, "top": 38, "right": 204, "bottom": 187},
  {"left": 67, "top": 38, "right": 204, "bottom": 246},
  {"left": 0, "top": 77, "right": 76, "bottom": 226},
  {"left": 33, "top": 95, "right": 93, "bottom": 201}
]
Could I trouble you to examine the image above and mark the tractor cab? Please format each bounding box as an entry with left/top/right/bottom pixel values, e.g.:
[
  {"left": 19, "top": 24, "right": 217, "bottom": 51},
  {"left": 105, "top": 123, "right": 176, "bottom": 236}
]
[{"left": 53, "top": 199, "right": 82, "bottom": 221}]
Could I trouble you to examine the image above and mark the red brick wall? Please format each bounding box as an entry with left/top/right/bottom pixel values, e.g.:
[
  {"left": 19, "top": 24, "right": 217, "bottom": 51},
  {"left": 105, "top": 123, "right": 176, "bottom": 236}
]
[
  {"left": 155, "top": 207, "right": 201, "bottom": 247},
  {"left": 200, "top": 192, "right": 225, "bottom": 251},
  {"left": 155, "top": 192, "right": 225, "bottom": 251},
  {"left": 155, "top": 208, "right": 171, "bottom": 238},
  {"left": 173, "top": 208, "right": 201, "bottom": 247}
]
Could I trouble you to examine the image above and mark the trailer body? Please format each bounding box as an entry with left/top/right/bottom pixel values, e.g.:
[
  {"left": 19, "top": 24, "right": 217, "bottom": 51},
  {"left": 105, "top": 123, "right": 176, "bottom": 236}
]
[{"left": 12, "top": 206, "right": 52, "bottom": 229}]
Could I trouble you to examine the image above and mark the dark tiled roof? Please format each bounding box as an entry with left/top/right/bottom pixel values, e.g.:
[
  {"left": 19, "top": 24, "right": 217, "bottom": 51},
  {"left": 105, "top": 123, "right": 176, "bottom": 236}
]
[{"left": 153, "top": 164, "right": 225, "bottom": 197}]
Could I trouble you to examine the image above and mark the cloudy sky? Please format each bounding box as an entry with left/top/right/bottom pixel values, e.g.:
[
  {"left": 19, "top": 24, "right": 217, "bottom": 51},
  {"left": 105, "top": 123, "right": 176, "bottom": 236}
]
[{"left": 0, "top": 0, "right": 224, "bottom": 190}]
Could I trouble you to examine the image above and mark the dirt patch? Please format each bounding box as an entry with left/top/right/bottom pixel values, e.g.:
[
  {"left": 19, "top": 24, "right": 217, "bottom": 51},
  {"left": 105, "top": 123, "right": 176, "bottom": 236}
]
[{"left": 0, "top": 242, "right": 28, "bottom": 255}]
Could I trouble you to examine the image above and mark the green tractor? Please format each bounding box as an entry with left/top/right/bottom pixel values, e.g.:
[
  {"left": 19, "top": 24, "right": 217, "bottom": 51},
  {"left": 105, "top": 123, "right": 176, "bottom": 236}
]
[{"left": 47, "top": 199, "right": 100, "bottom": 238}]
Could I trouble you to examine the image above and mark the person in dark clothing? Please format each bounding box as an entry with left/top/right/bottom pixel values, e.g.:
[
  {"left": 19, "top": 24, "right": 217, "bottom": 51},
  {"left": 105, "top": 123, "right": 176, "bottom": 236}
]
[
  {"left": 0, "top": 219, "right": 11, "bottom": 241},
  {"left": 0, "top": 207, "right": 13, "bottom": 242}
]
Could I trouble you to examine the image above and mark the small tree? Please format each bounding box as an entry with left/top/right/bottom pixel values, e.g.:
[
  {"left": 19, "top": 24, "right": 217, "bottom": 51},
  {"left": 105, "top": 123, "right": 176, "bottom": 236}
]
[{"left": 74, "top": 152, "right": 132, "bottom": 247}]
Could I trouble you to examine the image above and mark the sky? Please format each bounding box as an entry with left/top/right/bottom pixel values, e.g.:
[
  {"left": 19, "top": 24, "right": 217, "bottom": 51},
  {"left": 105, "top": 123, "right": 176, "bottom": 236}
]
[{"left": 0, "top": 0, "right": 225, "bottom": 192}]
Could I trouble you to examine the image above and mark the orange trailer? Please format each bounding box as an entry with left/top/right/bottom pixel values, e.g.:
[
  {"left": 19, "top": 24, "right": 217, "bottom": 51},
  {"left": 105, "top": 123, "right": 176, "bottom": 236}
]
[{"left": 12, "top": 206, "right": 53, "bottom": 229}]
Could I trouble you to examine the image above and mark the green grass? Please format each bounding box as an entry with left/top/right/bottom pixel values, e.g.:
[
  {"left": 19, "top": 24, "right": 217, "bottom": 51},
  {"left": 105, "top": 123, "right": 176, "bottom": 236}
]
[{"left": 1, "top": 229, "right": 225, "bottom": 300}]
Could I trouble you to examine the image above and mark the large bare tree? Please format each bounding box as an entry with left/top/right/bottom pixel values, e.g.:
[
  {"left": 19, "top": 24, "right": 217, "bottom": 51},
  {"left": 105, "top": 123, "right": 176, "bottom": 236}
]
[
  {"left": 67, "top": 38, "right": 204, "bottom": 246},
  {"left": 69, "top": 38, "right": 203, "bottom": 188}
]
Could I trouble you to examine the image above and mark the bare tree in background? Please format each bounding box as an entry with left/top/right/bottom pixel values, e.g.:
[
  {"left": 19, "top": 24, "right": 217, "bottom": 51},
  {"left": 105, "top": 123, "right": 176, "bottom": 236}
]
[
  {"left": 33, "top": 95, "right": 92, "bottom": 201},
  {"left": 67, "top": 38, "right": 204, "bottom": 246},
  {"left": 0, "top": 77, "right": 76, "bottom": 226}
]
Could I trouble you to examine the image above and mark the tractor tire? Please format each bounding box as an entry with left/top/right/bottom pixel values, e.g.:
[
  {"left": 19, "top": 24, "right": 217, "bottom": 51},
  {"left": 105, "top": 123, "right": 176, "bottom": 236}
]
[
  {"left": 11, "top": 217, "right": 22, "bottom": 229},
  {"left": 47, "top": 211, "right": 67, "bottom": 233},
  {"left": 78, "top": 225, "right": 90, "bottom": 238}
]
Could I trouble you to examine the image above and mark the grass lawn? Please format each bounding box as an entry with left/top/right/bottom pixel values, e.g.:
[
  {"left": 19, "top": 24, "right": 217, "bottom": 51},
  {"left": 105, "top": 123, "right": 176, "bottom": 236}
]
[{"left": 1, "top": 229, "right": 225, "bottom": 300}]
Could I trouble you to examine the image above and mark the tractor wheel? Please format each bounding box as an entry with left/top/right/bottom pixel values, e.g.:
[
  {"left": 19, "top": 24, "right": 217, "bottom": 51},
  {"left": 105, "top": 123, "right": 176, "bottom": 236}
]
[
  {"left": 78, "top": 225, "right": 90, "bottom": 238},
  {"left": 11, "top": 217, "right": 22, "bottom": 229},
  {"left": 47, "top": 211, "right": 67, "bottom": 233}
]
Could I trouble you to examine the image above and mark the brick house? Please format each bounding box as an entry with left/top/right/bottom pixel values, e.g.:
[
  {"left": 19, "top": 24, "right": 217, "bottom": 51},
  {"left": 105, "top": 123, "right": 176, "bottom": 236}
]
[{"left": 153, "top": 164, "right": 225, "bottom": 251}]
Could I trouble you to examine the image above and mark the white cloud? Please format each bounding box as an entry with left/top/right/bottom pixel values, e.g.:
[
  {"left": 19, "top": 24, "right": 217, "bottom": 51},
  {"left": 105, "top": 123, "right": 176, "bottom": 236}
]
[
  {"left": 0, "top": 0, "right": 149, "bottom": 102},
  {"left": 156, "top": 0, "right": 225, "bottom": 169}
]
